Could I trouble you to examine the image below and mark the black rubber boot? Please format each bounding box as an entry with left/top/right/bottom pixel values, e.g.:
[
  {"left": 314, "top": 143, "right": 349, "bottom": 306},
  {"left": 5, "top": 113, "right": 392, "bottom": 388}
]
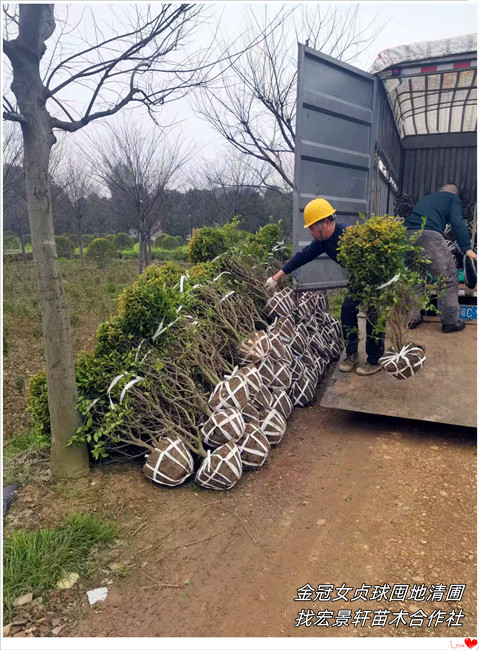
[{"left": 442, "top": 320, "right": 465, "bottom": 333}]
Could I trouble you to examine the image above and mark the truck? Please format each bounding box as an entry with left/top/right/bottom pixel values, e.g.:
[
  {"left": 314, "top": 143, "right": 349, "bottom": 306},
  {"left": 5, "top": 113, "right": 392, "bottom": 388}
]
[{"left": 291, "top": 34, "right": 477, "bottom": 427}]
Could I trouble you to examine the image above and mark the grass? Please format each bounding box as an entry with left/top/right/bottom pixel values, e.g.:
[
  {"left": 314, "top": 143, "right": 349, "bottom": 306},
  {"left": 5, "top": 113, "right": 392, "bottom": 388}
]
[
  {"left": 327, "top": 287, "right": 347, "bottom": 321},
  {"left": 4, "top": 430, "right": 50, "bottom": 460},
  {"left": 3, "top": 512, "right": 116, "bottom": 615}
]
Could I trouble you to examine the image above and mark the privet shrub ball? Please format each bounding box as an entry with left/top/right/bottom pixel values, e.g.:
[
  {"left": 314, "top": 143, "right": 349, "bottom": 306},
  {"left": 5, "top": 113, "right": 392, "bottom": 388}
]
[
  {"left": 208, "top": 376, "right": 249, "bottom": 411},
  {"left": 238, "top": 331, "right": 271, "bottom": 364},
  {"left": 82, "top": 234, "right": 94, "bottom": 247},
  {"left": 142, "top": 436, "right": 194, "bottom": 486},
  {"left": 237, "top": 423, "right": 270, "bottom": 470},
  {"left": 233, "top": 364, "right": 263, "bottom": 398},
  {"left": 263, "top": 288, "right": 295, "bottom": 319},
  {"left": 85, "top": 237, "right": 117, "bottom": 269},
  {"left": 270, "top": 359, "right": 293, "bottom": 390},
  {"left": 201, "top": 408, "right": 245, "bottom": 447},
  {"left": 55, "top": 235, "right": 72, "bottom": 259},
  {"left": 253, "top": 384, "right": 273, "bottom": 410},
  {"left": 161, "top": 234, "right": 180, "bottom": 250},
  {"left": 379, "top": 344, "right": 426, "bottom": 380},
  {"left": 195, "top": 441, "right": 243, "bottom": 490},
  {"left": 155, "top": 233, "right": 167, "bottom": 248},
  {"left": 259, "top": 407, "right": 287, "bottom": 446},
  {"left": 113, "top": 232, "right": 133, "bottom": 250},
  {"left": 270, "top": 388, "right": 293, "bottom": 420},
  {"left": 255, "top": 356, "right": 275, "bottom": 386}
]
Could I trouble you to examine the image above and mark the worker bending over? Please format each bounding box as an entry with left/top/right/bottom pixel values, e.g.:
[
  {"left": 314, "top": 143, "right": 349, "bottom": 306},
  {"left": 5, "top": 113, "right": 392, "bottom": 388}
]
[
  {"left": 404, "top": 183, "right": 477, "bottom": 333},
  {"left": 265, "top": 198, "right": 384, "bottom": 376}
]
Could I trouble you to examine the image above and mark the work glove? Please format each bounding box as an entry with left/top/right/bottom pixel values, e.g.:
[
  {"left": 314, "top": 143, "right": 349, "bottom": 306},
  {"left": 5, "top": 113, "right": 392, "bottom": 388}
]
[{"left": 265, "top": 276, "right": 278, "bottom": 291}]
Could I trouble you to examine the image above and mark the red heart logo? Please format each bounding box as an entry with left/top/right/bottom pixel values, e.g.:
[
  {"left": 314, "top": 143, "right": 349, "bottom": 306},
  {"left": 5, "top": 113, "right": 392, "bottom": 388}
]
[{"left": 465, "top": 640, "right": 477, "bottom": 649}]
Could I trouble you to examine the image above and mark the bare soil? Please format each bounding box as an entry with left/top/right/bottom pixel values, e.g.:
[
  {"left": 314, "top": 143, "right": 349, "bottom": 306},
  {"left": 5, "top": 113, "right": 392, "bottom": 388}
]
[{"left": 5, "top": 401, "right": 476, "bottom": 639}]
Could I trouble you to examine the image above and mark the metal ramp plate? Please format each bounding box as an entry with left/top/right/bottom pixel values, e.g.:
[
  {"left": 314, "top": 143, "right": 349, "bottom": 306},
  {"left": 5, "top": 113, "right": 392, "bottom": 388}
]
[{"left": 320, "top": 321, "right": 477, "bottom": 427}]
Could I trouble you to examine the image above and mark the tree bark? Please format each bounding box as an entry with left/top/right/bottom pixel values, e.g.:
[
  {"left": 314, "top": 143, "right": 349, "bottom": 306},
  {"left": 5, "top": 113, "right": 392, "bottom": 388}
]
[
  {"left": 79, "top": 218, "right": 84, "bottom": 268},
  {"left": 7, "top": 5, "right": 89, "bottom": 478},
  {"left": 137, "top": 230, "right": 144, "bottom": 274},
  {"left": 20, "top": 230, "right": 27, "bottom": 264}
]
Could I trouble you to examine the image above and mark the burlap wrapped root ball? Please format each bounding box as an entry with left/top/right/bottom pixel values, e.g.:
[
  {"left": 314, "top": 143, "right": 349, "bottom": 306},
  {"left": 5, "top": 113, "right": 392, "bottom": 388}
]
[
  {"left": 290, "top": 322, "right": 309, "bottom": 356},
  {"left": 270, "top": 388, "right": 293, "bottom": 420},
  {"left": 255, "top": 355, "right": 275, "bottom": 386},
  {"left": 242, "top": 402, "right": 261, "bottom": 426},
  {"left": 201, "top": 408, "right": 245, "bottom": 448},
  {"left": 253, "top": 384, "right": 274, "bottom": 410},
  {"left": 268, "top": 330, "right": 293, "bottom": 364},
  {"left": 289, "top": 368, "right": 317, "bottom": 407},
  {"left": 238, "top": 331, "right": 271, "bottom": 364},
  {"left": 270, "top": 359, "right": 293, "bottom": 391},
  {"left": 233, "top": 364, "right": 263, "bottom": 399},
  {"left": 268, "top": 314, "right": 296, "bottom": 344},
  {"left": 259, "top": 407, "right": 287, "bottom": 446},
  {"left": 143, "top": 436, "right": 194, "bottom": 487},
  {"left": 237, "top": 422, "right": 270, "bottom": 470},
  {"left": 290, "top": 355, "right": 307, "bottom": 383},
  {"left": 195, "top": 441, "right": 243, "bottom": 490},
  {"left": 208, "top": 375, "right": 249, "bottom": 411},
  {"left": 263, "top": 288, "right": 295, "bottom": 320},
  {"left": 379, "top": 344, "right": 426, "bottom": 380}
]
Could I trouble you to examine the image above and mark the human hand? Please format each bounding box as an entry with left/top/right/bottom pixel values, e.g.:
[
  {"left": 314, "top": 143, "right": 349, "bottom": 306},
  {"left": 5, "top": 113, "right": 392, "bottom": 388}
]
[
  {"left": 466, "top": 249, "right": 477, "bottom": 261},
  {"left": 265, "top": 276, "right": 278, "bottom": 291}
]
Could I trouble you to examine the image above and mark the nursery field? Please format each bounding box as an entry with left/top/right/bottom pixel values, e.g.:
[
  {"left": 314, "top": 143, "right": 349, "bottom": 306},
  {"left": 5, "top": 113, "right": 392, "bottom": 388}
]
[{"left": 3, "top": 258, "right": 477, "bottom": 639}]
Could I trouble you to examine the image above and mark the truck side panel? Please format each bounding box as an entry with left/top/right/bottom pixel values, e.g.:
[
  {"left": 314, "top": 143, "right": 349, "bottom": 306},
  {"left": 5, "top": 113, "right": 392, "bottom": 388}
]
[
  {"left": 402, "top": 145, "right": 477, "bottom": 201},
  {"left": 292, "top": 45, "right": 376, "bottom": 290}
]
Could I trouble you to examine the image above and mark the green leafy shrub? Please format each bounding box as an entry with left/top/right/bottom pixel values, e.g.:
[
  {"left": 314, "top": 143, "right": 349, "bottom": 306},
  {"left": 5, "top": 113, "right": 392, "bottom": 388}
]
[
  {"left": 85, "top": 238, "right": 117, "bottom": 269},
  {"left": 3, "top": 234, "right": 20, "bottom": 251},
  {"left": 116, "top": 264, "right": 182, "bottom": 338},
  {"left": 55, "top": 235, "right": 72, "bottom": 259},
  {"left": 337, "top": 215, "right": 437, "bottom": 349},
  {"left": 155, "top": 233, "right": 167, "bottom": 248},
  {"left": 113, "top": 232, "right": 133, "bottom": 250},
  {"left": 188, "top": 217, "right": 247, "bottom": 263},
  {"left": 241, "top": 221, "right": 288, "bottom": 261},
  {"left": 82, "top": 234, "right": 94, "bottom": 247},
  {"left": 152, "top": 246, "right": 188, "bottom": 261},
  {"left": 27, "top": 371, "right": 50, "bottom": 440},
  {"left": 161, "top": 234, "right": 180, "bottom": 250},
  {"left": 105, "top": 234, "right": 115, "bottom": 242},
  {"left": 69, "top": 233, "right": 80, "bottom": 246},
  {"left": 174, "top": 235, "right": 185, "bottom": 246}
]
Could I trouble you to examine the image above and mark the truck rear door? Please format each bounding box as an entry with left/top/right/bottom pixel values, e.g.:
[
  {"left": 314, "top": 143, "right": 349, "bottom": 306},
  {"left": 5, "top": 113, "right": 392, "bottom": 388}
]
[{"left": 292, "top": 45, "right": 377, "bottom": 289}]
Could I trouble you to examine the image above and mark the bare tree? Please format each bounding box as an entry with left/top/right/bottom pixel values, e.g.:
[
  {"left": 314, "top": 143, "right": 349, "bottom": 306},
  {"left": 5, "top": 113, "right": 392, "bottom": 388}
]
[
  {"left": 195, "top": 5, "right": 383, "bottom": 193},
  {"left": 92, "top": 119, "right": 192, "bottom": 273},
  {"left": 2, "top": 3, "right": 212, "bottom": 478},
  {"left": 59, "top": 159, "right": 94, "bottom": 267}
]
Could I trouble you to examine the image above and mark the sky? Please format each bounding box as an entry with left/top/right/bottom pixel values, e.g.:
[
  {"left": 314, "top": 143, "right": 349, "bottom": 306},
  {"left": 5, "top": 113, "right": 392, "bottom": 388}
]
[{"left": 3, "top": 1, "right": 478, "bottom": 176}]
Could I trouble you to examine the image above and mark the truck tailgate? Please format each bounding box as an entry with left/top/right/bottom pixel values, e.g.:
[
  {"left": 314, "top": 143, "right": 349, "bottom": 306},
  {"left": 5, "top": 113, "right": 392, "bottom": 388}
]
[{"left": 320, "top": 320, "right": 477, "bottom": 427}]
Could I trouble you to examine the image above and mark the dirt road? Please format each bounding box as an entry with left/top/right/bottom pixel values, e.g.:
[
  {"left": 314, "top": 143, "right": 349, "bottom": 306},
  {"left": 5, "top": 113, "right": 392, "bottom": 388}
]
[{"left": 56, "top": 402, "right": 476, "bottom": 639}]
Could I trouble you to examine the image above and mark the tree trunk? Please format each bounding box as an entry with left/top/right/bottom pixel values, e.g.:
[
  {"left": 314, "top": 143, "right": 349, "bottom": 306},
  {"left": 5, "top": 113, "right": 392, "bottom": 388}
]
[
  {"left": 20, "top": 230, "right": 27, "bottom": 264},
  {"left": 137, "top": 230, "right": 144, "bottom": 274},
  {"left": 147, "top": 236, "right": 152, "bottom": 267},
  {"left": 8, "top": 10, "right": 89, "bottom": 478},
  {"left": 79, "top": 218, "right": 84, "bottom": 268}
]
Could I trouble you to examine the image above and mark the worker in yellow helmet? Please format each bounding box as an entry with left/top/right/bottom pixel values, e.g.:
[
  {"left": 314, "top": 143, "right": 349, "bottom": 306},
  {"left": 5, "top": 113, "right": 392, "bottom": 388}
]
[{"left": 265, "top": 197, "right": 384, "bottom": 375}]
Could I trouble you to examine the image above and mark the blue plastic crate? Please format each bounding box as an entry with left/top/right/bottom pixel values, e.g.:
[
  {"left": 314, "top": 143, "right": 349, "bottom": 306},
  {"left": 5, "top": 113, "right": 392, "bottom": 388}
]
[{"left": 459, "top": 305, "right": 477, "bottom": 320}]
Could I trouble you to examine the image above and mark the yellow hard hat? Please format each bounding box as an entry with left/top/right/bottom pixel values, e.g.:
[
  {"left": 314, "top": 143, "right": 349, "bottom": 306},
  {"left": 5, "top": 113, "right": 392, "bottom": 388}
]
[{"left": 303, "top": 198, "right": 335, "bottom": 228}]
